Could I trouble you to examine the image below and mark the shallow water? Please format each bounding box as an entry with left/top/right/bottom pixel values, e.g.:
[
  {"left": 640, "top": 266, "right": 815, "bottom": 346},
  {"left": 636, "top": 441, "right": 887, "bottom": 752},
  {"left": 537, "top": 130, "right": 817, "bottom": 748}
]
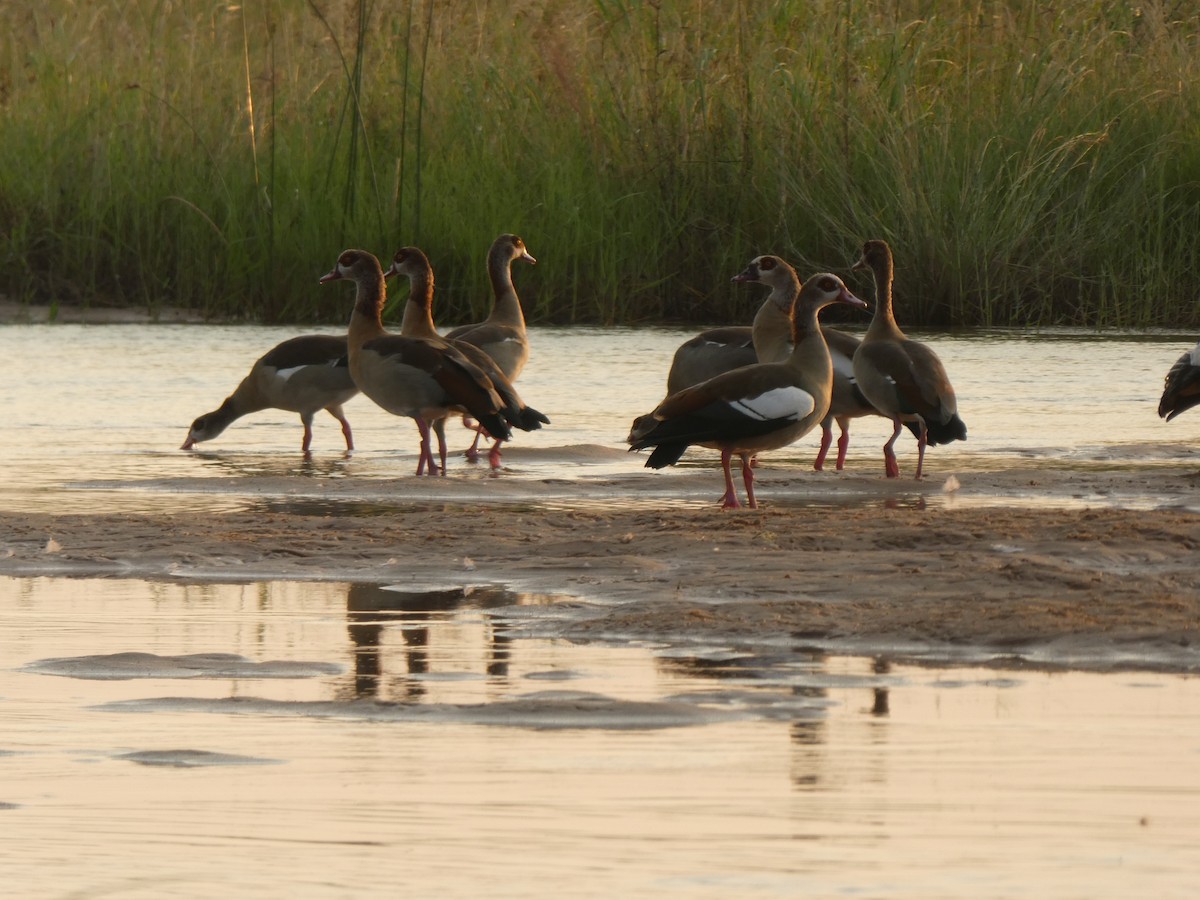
[
  {"left": 0, "top": 323, "right": 1197, "bottom": 514},
  {"left": 2, "top": 575, "right": 1198, "bottom": 899},
  {"left": 2, "top": 324, "right": 1199, "bottom": 896}
]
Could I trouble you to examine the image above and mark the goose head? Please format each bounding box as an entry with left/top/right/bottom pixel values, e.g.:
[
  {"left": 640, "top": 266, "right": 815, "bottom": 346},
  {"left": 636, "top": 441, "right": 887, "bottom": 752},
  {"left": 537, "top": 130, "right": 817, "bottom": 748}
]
[
  {"left": 319, "top": 248, "right": 383, "bottom": 285},
  {"left": 796, "top": 273, "right": 868, "bottom": 314},
  {"left": 493, "top": 233, "right": 537, "bottom": 266},
  {"left": 852, "top": 239, "right": 893, "bottom": 273},
  {"left": 731, "top": 254, "right": 796, "bottom": 289},
  {"left": 383, "top": 246, "right": 433, "bottom": 281}
]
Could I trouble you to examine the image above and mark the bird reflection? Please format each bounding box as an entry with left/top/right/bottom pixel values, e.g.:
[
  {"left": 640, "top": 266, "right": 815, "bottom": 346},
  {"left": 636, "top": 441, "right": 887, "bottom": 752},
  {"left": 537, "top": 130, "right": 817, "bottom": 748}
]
[
  {"left": 871, "top": 657, "right": 891, "bottom": 717},
  {"left": 344, "top": 582, "right": 518, "bottom": 700},
  {"left": 186, "top": 449, "right": 354, "bottom": 481},
  {"left": 655, "top": 646, "right": 897, "bottom": 791}
]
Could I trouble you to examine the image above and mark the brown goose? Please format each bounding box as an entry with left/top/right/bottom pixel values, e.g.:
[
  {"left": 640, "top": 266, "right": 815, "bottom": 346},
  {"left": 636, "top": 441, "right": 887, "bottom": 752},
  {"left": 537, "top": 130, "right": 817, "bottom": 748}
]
[
  {"left": 851, "top": 239, "right": 967, "bottom": 479},
  {"left": 319, "top": 249, "right": 513, "bottom": 476},
  {"left": 629, "top": 261, "right": 867, "bottom": 509},
  {"left": 816, "top": 327, "right": 880, "bottom": 471},
  {"left": 384, "top": 246, "right": 549, "bottom": 469},
  {"left": 1158, "top": 339, "right": 1200, "bottom": 421},
  {"left": 443, "top": 234, "right": 536, "bottom": 460},
  {"left": 181, "top": 335, "right": 357, "bottom": 453},
  {"left": 665, "top": 257, "right": 878, "bottom": 471}
]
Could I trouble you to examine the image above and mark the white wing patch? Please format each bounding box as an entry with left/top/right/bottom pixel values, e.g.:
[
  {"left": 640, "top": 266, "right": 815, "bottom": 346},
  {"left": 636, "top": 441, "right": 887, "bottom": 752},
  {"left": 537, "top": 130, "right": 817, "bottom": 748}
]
[
  {"left": 730, "top": 385, "right": 814, "bottom": 421},
  {"left": 274, "top": 365, "right": 305, "bottom": 382},
  {"left": 831, "top": 350, "right": 855, "bottom": 379}
]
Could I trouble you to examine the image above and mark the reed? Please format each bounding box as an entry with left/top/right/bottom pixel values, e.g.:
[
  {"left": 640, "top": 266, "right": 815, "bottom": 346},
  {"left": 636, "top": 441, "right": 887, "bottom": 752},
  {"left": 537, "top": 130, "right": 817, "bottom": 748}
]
[{"left": 2, "top": 0, "right": 1199, "bottom": 328}]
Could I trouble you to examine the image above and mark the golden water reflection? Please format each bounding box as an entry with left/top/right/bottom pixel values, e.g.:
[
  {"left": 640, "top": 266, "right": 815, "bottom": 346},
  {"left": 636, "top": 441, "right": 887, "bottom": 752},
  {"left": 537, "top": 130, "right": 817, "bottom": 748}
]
[{"left": 0, "top": 575, "right": 1197, "bottom": 898}]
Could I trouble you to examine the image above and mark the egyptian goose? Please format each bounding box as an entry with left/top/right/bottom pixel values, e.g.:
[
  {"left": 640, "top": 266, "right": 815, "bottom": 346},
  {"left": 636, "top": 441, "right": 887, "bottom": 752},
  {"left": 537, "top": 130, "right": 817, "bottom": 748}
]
[
  {"left": 319, "top": 249, "right": 513, "bottom": 476},
  {"left": 666, "top": 258, "right": 878, "bottom": 471},
  {"left": 384, "top": 246, "right": 549, "bottom": 468},
  {"left": 816, "top": 327, "right": 880, "bottom": 471},
  {"left": 628, "top": 260, "right": 868, "bottom": 509},
  {"left": 181, "top": 334, "right": 357, "bottom": 453},
  {"left": 851, "top": 239, "right": 967, "bottom": 479},
  {"left": 1159, "top": 339, "right": 1200, "bottom": 421},
  {"left": 443, "top": 233, "right": 536, "bottom": 460}
]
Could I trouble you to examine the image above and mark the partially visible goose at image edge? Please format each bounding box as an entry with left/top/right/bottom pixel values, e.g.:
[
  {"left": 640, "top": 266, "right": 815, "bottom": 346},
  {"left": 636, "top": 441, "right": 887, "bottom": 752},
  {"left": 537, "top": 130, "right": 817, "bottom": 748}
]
[
  {"left": 1158, "top": 339, "right": 1200, "bottom": 422},
  {"left": 181, "top": 334, "right": 358, "bottom": 453},
  {"left": 629, "top": 259, "right": 868, "bottom": 510},
  {"left": 384, "top": 245, "right": 549, "bottom": 470},
  {"left": 443, "top": 233, "right": 537, "bottom": 463},
  {"left": 319, "top": 249, "right": 513, "bottom": 476},
  {"left": 851, "top": 239, "right": 967, "bottom": 480}
]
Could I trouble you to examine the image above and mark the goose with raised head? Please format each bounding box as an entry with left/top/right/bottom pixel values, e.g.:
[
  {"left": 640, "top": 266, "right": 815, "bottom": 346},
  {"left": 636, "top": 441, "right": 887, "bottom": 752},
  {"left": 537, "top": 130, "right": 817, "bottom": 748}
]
[
  {"left": 666, "top": 256, "right": 879, "bottom": 472},
  {"left": 384, "top": 245, "right": 549, "bottom": 469},
  {"left": 443, "top": 233, "right": 537, "bottom": 461},
  {"left": 319, "top": 249, "right": 512, "bottom": 476},
  {"left": 1158, "top": 339, "right": 1200, "bottom": 422},
  {"left": 850, "top": 239, "right": 967, "bottom": 479},
  {"left": 628, "top": 260, "right": 868, "bottom": 510},
  {"left": 181, "top": 334, "right": 357, "bottom": 453}
]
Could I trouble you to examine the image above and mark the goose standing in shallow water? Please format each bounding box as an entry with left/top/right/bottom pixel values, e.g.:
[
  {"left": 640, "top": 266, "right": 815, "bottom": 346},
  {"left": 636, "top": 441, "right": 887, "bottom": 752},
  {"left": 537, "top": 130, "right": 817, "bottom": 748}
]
[
  {"left": 319, "top": 249, "right": 513, "bottom": 476},
  {"left": 383, "top": 246, "right": 549, "bottom": 469},
  {"left": 443, "top": 234, "right": 537, "bottom": 462},
  {"left": 665, "top": 256, "right": 879, "bottom": 471},
  {"left": 850, "top": 239, "right": 967, "bottom": 479},
  {"left": 1158, "top": 339, "right": 1200, "bottom": 422},
  {"left": 181, "top": 335, "right": 357, "bottom": 453},
  {"left": 628, "top": 259, "right": 868, "bottom": 510}
]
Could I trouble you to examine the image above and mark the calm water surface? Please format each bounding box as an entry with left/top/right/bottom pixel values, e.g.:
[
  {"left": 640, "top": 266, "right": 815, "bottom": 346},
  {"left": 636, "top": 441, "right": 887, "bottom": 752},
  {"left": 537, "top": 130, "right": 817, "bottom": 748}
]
[
  {"left": 2, "top": 575, "right": 1198, "bottom": 899},
  {"left": 0, "top": 324, "right": 1197, "bottom": 512},
  {"left": 1, "top": 324, "right": 1199, "bottom": 897}
]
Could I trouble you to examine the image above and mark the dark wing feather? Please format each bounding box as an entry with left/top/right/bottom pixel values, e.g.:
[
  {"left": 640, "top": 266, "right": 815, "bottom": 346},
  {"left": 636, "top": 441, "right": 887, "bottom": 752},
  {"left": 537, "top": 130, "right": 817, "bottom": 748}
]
[
  {"left": 362, "top": 335, "right": 513, "bottom": 442},
  {"left": 260, "top": 334, "right": 348, "bottom": 370}
]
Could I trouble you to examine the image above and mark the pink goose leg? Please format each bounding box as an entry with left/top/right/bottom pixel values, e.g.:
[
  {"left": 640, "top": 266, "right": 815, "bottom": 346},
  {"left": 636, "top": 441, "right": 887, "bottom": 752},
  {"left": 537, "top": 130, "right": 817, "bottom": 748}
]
[
  {"left": 883, "top": 420, "right": 903, "bottom": 478},
  {"left": 719, "top": 448, "right": 742, "bottom": 509}
]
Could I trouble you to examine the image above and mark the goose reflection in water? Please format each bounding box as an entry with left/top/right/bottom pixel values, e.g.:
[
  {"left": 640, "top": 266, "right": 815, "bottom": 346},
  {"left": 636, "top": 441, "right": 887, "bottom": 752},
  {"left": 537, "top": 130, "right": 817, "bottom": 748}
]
[
  {"left": 656, "top": 647, "right": 893, "bottom": 791},
  {"left": 344, "top": 582, "right": 522, "bottom": 700}
]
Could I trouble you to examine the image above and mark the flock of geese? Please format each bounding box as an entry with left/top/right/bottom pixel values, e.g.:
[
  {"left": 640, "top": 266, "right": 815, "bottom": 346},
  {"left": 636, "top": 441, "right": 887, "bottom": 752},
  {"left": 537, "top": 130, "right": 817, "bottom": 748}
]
[{"left": 183, "top": 234, "right": 1200, "bottom": 510}]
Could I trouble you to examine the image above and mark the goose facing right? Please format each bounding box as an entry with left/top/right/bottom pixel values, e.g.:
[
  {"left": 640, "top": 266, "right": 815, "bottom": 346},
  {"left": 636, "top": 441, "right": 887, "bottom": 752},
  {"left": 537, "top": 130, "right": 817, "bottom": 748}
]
[
  {"left": 665, "top": 255, "right": 879, "bottom": 472},
  {"left": 444, "top": 234, "right": 537, "bottom": 462},
  {"left": 629, "top": 261, "right": 868, "bottom": 510},
  {"left": 851, "top": 239, "right": 967, "bottom": 479}
]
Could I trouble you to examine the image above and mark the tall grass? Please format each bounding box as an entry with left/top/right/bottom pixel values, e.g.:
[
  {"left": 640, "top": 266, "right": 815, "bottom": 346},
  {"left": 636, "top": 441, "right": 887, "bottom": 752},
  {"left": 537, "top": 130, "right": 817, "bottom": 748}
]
[{"left": 2, "top": 0, "right": 1199, "bottom": 327}]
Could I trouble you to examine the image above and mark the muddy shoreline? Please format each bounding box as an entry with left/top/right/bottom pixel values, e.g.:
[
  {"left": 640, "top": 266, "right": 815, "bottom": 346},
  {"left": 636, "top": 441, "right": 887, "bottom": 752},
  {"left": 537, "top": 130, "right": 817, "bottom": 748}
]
[{"left": 2, "top": 461, "right": 1198, "bottom": 673}]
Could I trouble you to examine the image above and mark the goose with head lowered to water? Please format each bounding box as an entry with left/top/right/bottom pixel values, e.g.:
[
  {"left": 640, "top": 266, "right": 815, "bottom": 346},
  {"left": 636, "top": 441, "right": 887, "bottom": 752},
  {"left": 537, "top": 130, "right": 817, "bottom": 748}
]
[
  {"left": 1158, "top": 338, "right": 1200, "bottom": 423},
  {"left": 181, "top": 334, "right": 357, "bottom": 454},
  {"left": 628, "top": 259, "right": 868, "bottom": 509}
]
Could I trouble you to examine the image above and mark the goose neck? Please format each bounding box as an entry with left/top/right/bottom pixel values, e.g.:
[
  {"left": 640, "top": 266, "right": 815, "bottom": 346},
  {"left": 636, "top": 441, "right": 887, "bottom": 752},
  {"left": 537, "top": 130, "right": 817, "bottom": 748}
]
[
  {"left": 487, "top": 250, "right": 526, "bottom": 327},
  {"left": 865, "top": 256, "right": 903, "bottom": 340},
  {"left": 399, "top": 269, "right": 438, "bottom": 338},
  {"left": 789, "top": 302, "right": 834, "bottom": 390}
]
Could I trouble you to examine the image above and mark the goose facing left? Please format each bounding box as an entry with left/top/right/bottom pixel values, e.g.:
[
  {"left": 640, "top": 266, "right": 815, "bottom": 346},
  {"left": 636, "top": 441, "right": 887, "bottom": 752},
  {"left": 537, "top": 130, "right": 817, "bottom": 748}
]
[
  {"left": 1158, "top": 339, "right": 1200, "bottom": 422},
  {"left": 181, "top": 334, "right": 357, "bottom": 452},
  {"left": 319, "top": 248, "right": 514, "bottom": 476},
  {"left": 383, "top": 245, "right": 550, "bottom": 470}
]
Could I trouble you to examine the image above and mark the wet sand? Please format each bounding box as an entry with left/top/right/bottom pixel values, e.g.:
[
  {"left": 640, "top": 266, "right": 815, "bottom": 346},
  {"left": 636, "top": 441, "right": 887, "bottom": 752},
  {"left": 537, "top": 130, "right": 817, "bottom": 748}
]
[{"left": 2, "top": 458, "right": 1198, "bottom": 672}]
